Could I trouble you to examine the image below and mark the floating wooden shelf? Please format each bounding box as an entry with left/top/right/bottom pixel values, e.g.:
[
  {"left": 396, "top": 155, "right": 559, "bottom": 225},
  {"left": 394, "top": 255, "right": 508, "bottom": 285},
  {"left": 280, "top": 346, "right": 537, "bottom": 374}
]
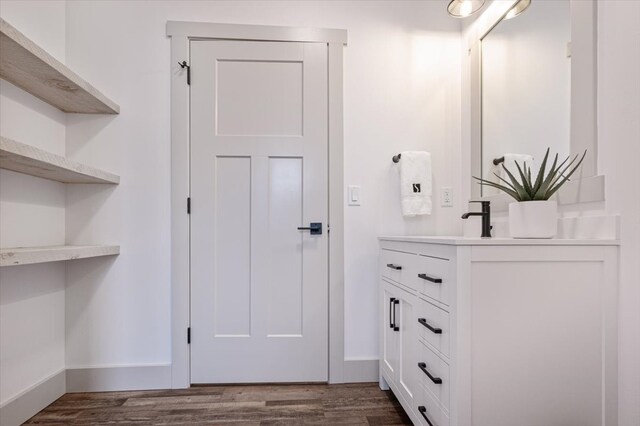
[
  {"left": 0, "top": 137, "right": 120, "bottom": 184},
  {"left": 0, "top": 245, "right": 120, "bottom": 267},
  {"left": 0, "top": 18, "right": 119, "bottom": 114}
]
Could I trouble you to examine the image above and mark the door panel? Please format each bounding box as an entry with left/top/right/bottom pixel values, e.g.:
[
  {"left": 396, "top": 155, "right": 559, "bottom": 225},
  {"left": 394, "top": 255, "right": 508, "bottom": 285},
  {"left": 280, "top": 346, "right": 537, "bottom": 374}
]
[
  {"left": 267, "top": 157, "right": 303, "bottom": 336},
  {"left": 398, "top": 287, "right": 418, "bottom": 409},
  {"left": 382, "top": 280, "right": 399, "bottom": 380},
  {"left": 213, "top": 156, "right": 251, "bottom": 337},
  {"left": 216, "top": 60, "right": 303, "bottom": 136},
  {"left": 190, "top": 40, "right": 328, "bottom": 383}
]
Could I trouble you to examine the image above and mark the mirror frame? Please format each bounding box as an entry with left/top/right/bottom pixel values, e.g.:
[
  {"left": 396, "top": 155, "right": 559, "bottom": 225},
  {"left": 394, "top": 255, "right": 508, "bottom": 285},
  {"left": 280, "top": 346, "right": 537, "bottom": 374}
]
[{"left": 469, "top": 0, "right": 604, "bottom": 210}]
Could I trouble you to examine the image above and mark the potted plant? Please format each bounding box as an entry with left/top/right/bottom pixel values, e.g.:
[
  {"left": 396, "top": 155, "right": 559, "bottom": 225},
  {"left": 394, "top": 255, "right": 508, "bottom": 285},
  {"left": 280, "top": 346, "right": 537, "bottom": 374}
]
[{"left": 474, "top": 148, "right": 586, "bottom": 238}]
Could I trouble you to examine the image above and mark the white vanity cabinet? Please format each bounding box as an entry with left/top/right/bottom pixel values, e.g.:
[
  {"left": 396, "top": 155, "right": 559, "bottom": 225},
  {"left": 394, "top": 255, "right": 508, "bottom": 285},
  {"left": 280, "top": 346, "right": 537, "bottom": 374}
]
[{"left": 379, "top": 237, "right": 619, "bottom": 426}]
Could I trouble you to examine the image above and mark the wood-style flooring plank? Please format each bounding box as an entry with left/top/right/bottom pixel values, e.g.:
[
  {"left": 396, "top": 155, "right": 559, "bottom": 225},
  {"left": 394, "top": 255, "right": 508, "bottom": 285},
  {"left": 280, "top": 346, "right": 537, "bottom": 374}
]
[{"left": 24, "top": 383, "right": 411, "bottom": 425}]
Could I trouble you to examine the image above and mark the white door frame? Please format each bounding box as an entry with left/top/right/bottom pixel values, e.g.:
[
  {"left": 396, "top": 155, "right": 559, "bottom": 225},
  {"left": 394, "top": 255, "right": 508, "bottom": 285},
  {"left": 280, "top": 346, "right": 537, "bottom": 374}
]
[{"left": 167, "top": 21, "right": 347, "bottom": 388}]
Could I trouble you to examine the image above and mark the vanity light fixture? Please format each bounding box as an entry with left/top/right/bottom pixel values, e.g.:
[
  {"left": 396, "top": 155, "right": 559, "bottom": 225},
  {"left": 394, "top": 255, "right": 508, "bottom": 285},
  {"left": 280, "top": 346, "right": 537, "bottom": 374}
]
[
  {"left": 447, "top": 0, "right": 486, "bottom": 18},
  {"left": 504, "top": 0, "right": 531, "bottom": 19}
]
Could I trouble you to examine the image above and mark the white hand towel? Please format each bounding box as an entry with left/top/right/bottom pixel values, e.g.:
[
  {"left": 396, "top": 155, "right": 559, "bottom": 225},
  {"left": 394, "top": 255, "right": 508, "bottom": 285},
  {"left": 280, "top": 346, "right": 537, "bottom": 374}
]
[
  {"left": 399, "top": 151, "right": 432, "bottom": 217},
  {"left": 500, "top": 153, "right": 534, "bottom": 180}
]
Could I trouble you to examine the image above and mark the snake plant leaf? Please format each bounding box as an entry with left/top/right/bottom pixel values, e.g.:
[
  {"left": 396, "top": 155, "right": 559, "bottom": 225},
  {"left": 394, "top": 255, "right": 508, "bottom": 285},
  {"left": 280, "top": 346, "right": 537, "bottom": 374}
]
[
  {"left": 546, "top": 153, "right": 585, "bottom": 197},
  {"left": 535, "top": 153, "right": 564, "bottom": 200},
  {"left": 492, "top": 172, "right": 519, "bottom": 192},
  {"left": 545, "top": 150, "right": 587, "bottom": 198},
  {"left": 500, "top": 164, "right": 528, "bottom": 199},
  {"left": 532, "top": 148, "right": 551, "bottom": 195},
  {"left": 503, "top": 163, "right": 532, "bottom": 200},
  {"left": 548, "top": 152, "right": 581, "bottom": 190},
  {"left": 473, "top": 178, "right": 521, "bottom": 200},
  {"left": 515, "top": 160, "right": 533, "bottom": 196}
]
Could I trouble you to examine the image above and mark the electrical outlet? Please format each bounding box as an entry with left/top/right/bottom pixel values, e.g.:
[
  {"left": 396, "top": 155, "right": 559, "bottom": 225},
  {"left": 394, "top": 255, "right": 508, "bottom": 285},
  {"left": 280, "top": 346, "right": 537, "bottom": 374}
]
[{"left": 441, "top": 187, "right": 453, "bottom": 207}]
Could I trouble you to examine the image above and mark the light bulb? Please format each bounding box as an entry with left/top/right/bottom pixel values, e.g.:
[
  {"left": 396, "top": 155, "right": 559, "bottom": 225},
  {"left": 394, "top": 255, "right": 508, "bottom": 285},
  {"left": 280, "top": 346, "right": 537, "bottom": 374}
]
[
  {"left": 447, "top": 0, "right": 486, "bottom": 18},
  {"left": 459, "top": 1, "right": 473, "bottom": 17}
]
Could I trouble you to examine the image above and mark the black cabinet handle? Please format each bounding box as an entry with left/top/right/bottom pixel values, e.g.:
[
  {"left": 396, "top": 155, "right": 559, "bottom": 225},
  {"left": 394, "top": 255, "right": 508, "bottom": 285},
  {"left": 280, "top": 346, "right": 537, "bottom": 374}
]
[
  {"left": 389, "top": 298, "right": 395, "bottom": 329},
  {"left": 418, "top": 362, "right": 442, "bottom": 384},
  {"left": 386, "top": 263, "right": 402, "bottom": 270},
  {"left": 418, "top": 273, "right": 442, "bottom": 283},
  {"left": 393, "top": 299, "right": 399, "bottom": 331},
  {"left": 418, "top": 318, "right": 442, "bottom": 334},
  {"left": 418, "top": 406, "right": 434, "bottom": 426}
]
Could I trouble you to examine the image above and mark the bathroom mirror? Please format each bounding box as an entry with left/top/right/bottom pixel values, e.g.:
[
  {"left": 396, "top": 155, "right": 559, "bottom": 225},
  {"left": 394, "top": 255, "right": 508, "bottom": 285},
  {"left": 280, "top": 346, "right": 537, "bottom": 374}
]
[
  {"left": 481, "top": 0, "right": 570, "bottom": 195},
  {"left": 469, "top": 0, "right": 603, "bottom": 206}
]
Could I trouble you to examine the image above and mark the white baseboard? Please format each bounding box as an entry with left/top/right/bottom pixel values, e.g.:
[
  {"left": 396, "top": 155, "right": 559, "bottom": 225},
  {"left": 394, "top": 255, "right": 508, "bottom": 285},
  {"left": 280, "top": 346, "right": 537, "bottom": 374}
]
[
  {"left": 0, "top": 369, "right": 66, "bottom": 426},
  {"left": 66, "top": 364, "right": 172, "bottom": 393},
  {"left": 343, "top": 359, "right": 379, "bottom": 383}
]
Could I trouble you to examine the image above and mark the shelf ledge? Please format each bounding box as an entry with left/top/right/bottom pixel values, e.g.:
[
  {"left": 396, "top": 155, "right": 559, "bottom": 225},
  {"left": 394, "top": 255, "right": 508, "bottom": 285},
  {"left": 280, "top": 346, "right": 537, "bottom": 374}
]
[
  {"left": 0, "top": 137, "right": 120, "bottom": 184},
  {"left": 0, "top": 245, "right": 120, "bottom": 267},
  {"left": 0, "top": 18, "right": 119, "bottom": 114}
]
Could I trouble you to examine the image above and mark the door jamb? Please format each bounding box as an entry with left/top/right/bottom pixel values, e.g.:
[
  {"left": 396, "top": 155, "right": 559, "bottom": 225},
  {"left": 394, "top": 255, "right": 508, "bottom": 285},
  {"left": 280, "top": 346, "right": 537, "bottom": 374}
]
[{"left": 167, "top": 21, "right": 347, "bottom": 388}]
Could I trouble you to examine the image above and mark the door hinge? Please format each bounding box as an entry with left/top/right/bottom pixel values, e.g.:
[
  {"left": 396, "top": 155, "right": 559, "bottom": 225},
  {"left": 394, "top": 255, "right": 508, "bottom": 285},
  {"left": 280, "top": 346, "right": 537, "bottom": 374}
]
[
  {"left": 187, "top": 197, "right": 191, "bottom": 214},
  {"left": 178, "top": 61, "right": 190, "bottom": 85},
  {"left": 187, "top": 327, "right": 191, "bottom": 344}
]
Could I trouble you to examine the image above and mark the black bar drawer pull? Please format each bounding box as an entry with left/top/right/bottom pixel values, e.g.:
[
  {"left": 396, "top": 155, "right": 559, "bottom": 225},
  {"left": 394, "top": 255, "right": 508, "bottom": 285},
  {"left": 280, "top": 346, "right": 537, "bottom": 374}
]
[
  {"left": 418, "top": 318, "right": 442, "bottom": 334},
  {"left": 389, "top": 298, "right": 395, "bottom": 329},
  {"left": 393, "top": 299, "right": 400, "bottom": 331},
  {"left": 387, "top": 263, "right": 402, "bottom": 270},
  {"left": 418, "top": 273, "right": 442, "bottom": 283},
  {"left": 418, "top": 362, "right": 442, "bottom": 384},
  {"left": 418, "top": 406, "right": 434, "bottom": 426}
]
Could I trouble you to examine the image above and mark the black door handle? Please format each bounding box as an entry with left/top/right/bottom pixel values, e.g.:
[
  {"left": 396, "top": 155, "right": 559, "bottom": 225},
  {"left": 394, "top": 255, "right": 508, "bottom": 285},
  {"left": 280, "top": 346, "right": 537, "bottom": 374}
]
[
  {"left": 418, "top": 406, "right": 434, "bottom": 426},
  {"left": 386, "top": 264, "right": 402, "bottom": 270},
  {"left": 418, "top": 362, "right": 442, "bottom": 384},
  {"left": 389, "top": 298, "right": 395, "bottom": 329},
  {"left": 418, "top": 273, "right": 442, "bottom": 283},
  {"left": 418, "top": 318, "right": 442, "bottom": 334},
  {"left": 297, "top": 222, "right": 322, "bottom": 235},
  {"left": 393, "top": 299, "right": 399, "bottom": 331}
]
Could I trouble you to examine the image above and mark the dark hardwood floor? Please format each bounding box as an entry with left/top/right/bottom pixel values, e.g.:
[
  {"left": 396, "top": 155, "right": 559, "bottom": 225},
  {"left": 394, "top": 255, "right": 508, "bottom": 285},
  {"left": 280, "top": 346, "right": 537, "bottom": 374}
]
[{"left": 24, "top": 383, "right": 412, "bottom": 425}]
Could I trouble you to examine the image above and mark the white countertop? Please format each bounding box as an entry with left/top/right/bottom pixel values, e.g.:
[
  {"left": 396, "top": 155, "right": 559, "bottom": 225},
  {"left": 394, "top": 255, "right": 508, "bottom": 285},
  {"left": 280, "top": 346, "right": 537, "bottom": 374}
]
[{"left": 379, "top": 236, "right": 620, "bottom": 246}]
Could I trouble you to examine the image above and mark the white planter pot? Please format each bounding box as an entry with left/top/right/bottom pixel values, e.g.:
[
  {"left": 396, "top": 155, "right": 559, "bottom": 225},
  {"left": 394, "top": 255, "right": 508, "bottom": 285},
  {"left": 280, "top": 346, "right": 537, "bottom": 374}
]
[{"left": 509, "top": 200, "right": 558, "bottom": 239}]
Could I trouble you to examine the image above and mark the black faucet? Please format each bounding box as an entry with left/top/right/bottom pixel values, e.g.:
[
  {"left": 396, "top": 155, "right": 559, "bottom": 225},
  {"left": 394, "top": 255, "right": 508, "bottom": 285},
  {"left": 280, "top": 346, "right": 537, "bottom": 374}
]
[{"left": 461, "top": 201, "right": 492, "bottom": 238}]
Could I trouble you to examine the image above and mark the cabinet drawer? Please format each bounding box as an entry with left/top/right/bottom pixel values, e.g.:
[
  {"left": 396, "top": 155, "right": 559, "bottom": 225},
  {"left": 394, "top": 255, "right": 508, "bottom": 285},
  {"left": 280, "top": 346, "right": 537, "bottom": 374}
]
[
  {"left": 418, "top": 340, "right": 450, "bottom": 411},
  {"left": 417, "top": 298, "right": 450, "bottom": 358},
  {"left": 380, "top": 249, "right": 417, "bottom": 290},
  {"left": 415, "top": 255, "right": 450, "bottom": 305},
  {"left": 417, "top": 383, "right": 450, "bottom": 426}
]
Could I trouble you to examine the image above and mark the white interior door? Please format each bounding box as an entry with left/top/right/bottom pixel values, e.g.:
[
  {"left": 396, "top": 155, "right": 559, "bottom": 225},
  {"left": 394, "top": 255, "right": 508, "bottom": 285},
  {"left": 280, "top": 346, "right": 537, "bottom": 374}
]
[{"left": 190, "top": 40, "right": 328, "bottom": 383}]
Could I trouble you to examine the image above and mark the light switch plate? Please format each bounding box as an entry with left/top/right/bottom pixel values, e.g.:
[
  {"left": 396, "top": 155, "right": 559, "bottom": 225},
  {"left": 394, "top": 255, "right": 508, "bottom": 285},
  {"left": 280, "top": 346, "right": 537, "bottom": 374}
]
[
  {"left": 348, "top": 185, "right": 361, "bottom": 206},
  {"left": 441, "top": 187, "right": 453, "bottom": 207}
]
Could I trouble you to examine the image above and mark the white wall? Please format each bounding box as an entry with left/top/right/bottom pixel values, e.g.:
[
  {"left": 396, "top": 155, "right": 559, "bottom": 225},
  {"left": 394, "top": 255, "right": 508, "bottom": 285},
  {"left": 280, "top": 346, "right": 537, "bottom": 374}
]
[
  {"left": 0, "top": 0, "right": 67, "bottom": 405},
  {"left": 62, "top": 0, "right": 462, "bottom": 368},
  {"left": 597, "top": 2, "right": 640, "bottom": 424}
]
